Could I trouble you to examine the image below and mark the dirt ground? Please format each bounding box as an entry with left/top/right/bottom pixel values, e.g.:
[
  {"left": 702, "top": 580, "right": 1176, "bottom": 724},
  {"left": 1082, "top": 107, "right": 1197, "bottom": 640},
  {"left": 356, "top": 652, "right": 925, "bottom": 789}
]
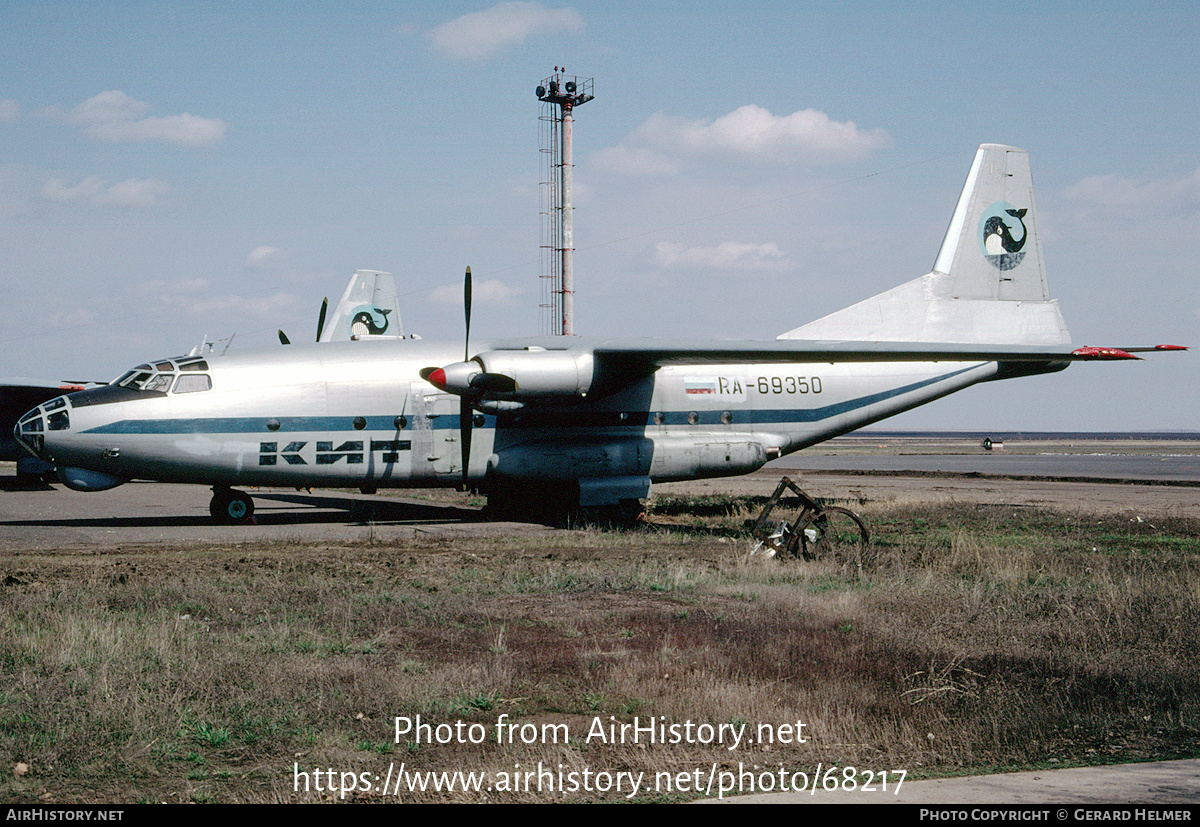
[
  {"left": 2, "top": 443, "right": 1199, "bottom": 804},
  {"left": 661, "top": 467, "right": 1200, "bottom": 519}
]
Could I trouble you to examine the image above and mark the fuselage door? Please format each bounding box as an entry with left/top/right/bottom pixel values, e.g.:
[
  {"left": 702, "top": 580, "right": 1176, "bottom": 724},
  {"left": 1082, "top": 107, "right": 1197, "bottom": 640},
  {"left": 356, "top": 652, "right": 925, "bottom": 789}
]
[{"left": 408, "top": 383, "right": 460, "bottom": 478}]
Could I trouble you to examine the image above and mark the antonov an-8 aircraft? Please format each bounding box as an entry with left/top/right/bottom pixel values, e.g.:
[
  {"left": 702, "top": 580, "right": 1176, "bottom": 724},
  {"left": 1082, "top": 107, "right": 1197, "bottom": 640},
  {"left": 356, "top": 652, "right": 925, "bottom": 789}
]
[{"left": 13, "top": 145, "right": 1185, "bottom": 523}]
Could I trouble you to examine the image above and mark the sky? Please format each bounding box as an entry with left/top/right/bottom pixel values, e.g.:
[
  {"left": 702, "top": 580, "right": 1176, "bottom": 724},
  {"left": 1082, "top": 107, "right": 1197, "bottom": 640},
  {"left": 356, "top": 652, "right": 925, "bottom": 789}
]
[{"left": 1, "top": 1, "right": 1196, "bottom": 431}]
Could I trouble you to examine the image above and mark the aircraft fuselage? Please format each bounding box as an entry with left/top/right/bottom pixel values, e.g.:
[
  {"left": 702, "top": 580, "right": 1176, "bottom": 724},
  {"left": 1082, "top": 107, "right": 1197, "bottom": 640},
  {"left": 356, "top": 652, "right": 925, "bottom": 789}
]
[{"left": 16, "top": 336, "right": 1006, "bottom": 507}]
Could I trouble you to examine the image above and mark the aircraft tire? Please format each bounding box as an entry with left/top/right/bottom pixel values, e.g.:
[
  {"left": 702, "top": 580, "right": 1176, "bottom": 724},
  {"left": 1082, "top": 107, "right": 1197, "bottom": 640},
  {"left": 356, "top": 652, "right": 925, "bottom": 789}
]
[{"left": 210, "top": 488, "right": 255, "bottom": 525}]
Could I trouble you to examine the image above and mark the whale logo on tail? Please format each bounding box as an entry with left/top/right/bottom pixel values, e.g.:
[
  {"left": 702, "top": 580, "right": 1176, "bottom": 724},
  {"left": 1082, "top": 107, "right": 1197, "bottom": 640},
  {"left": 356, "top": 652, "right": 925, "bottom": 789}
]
[{"left": 979, "top": 202, "right": 1028, "bottom": 271}]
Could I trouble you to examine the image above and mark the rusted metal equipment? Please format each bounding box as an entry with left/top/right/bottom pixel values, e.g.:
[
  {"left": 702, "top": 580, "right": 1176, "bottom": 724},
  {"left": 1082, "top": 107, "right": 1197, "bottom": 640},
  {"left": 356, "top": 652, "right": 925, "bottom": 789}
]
[{"left": 749, "top": 476, "right": 873, "bottom": 574}]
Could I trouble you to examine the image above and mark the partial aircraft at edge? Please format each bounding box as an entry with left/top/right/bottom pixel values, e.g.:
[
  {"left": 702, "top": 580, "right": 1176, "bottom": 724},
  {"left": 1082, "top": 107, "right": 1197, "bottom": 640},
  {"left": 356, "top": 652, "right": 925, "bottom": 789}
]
[
  {"left": 278, "top": 268, "right": 403, "bottom": 345},
  {"left": 2, "top": 379, "right": 86, "bottom": 479},
  {"left": 12, "top": 145, "right": 1186, "bottom": 523}
]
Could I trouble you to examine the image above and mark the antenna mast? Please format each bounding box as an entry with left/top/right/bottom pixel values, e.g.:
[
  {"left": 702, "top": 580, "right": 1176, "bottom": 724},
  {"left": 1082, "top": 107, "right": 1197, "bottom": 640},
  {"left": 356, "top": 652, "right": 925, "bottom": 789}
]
[{"left": 537, "top": 70, "right": 593, "bottom": 336}]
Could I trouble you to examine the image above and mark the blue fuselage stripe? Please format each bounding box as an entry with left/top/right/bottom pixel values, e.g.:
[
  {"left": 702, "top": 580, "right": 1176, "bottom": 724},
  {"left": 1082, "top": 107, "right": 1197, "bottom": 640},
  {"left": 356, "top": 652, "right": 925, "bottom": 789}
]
[
  {"left": 82, "top": 415, "right": 406, "bottom": 435},
  {"left": 79, "top": 366, "right": 980, "bottom": 436}
]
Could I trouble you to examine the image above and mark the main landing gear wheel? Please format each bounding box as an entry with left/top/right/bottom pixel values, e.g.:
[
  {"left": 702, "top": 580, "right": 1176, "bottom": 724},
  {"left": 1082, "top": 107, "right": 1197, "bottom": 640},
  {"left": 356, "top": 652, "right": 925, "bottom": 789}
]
[{"left": 210, "top": 487, "right": 254, "bottom": 524}]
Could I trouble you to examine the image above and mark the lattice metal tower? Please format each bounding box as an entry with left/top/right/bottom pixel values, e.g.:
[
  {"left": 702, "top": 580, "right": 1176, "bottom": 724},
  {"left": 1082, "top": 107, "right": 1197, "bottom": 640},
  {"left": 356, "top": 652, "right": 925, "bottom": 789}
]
[{"left": 537, "top": 70, "right": 593, "bottom": 336}]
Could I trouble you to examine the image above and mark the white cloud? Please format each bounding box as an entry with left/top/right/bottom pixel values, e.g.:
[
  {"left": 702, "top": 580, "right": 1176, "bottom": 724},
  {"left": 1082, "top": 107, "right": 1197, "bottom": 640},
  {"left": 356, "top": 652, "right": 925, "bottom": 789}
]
[
  {"left": 65, "top": 90, "right": 226, "bottom": 146},
  {"left": 93, "top": 112, "right": 226, "bottom": 146},
  {"left": 102, "top": 178, "right": 172, "bottom": 207},
  {"left": 46, "top": 307, "right": 98, "bottom": 331},
  {"left": 142, "top": 277, "right": 210, "bottom": 294},
  {"left": 69, "top": 90, "right": 148, "bottom": 124},
  {"left": 591, "top": 145, "right": 681, "bottom": 176},
  {"left": 41, "top": 175, "right": 170, "bottom": 207},
  {"left": 654, "top": 241, "right": 789, "bottom": 272},
  {"left": 601, "top": 104, "right": 889, "bottom": 175},
  {"left": 1061, "top": 168, "right": 1200, "bottom": 218},
  {"left": 0, "top": 100, "right": 18, "bottom": 123},
  {"left": 429, "top": 2, "right": 583, "bottom": 60},
  {"left": 42, "top": 177, "right": 105, "bottom": 203},
  {"left": 430, "top": 278, "right": 522, "bottom": 305},
  {"left": 641, "top": 105, "right": 889, "bottom": 160},
  {"left": 146, "top": 278, "right": 298, "bottom": 321},
  {"left": 245, "top": 245, "right": 292, "bottom": 270},
  {"left": 174, "top": 293, "right": 297, "bottom": 319}
]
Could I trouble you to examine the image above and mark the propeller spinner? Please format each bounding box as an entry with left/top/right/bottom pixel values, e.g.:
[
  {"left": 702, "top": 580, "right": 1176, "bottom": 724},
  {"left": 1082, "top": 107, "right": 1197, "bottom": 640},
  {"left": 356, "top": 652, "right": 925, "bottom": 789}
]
[{"left": 419, "top": 363, "right": 517, "bottom": 395}]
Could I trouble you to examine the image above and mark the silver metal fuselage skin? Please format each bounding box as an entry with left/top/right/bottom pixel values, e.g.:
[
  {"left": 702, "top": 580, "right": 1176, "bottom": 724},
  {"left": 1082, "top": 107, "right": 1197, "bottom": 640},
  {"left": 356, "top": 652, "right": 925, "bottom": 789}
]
[{"left": 23, "top": 336, "right": 1003, "bottom": 493}]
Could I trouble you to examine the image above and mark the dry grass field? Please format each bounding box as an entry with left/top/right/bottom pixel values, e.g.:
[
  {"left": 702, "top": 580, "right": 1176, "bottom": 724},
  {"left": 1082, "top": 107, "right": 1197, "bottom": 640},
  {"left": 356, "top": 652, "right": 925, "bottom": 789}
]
[{"left": 2, "top": 487, "right": 1198, "bottom": 803}]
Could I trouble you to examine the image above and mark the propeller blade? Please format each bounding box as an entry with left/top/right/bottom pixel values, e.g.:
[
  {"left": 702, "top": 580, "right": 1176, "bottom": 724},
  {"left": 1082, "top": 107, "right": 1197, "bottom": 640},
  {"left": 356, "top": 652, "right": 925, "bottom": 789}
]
[
  {"left": 278, "top": 330, "right": 291, "bottom": 345},
  {"left": 426, "top": 268, "right": 500, "bottom": 483},
  {"left": 316, "top": 298, "right": 328, "bottom": 342},
  {"left": 460, "top": 401, "right": 472, "bottom": 485},
  {"left": 463, "top": 266, "right": 472, "bottom": 362},
  {"left": 461, "top": 266, "right": 473, "bottom": 485}
]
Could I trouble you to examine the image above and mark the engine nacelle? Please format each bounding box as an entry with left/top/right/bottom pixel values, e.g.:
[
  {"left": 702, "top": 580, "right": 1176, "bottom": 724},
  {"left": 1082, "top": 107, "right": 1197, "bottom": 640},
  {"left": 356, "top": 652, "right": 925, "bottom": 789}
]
[
  {"left": 418, "top": 349, "right": 597, "bottom": 401},
  {"left": 475, "top": 349, "right": 594, "bottom": 398}
]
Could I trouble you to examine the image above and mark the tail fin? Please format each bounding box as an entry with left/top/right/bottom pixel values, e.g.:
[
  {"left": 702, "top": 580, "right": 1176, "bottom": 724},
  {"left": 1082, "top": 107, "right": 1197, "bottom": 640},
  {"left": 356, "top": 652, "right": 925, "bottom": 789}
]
[
  {"left": 318, "top": 270, "right": 403, "bottom": 341},
  {"left": 780, "top": 144, "right": 1071, "bottom": 346}
]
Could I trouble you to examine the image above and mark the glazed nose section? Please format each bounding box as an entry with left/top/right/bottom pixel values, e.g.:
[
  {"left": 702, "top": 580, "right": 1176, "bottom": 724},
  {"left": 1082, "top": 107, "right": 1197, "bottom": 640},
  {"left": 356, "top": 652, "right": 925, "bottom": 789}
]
[
  {"left": 14, "top": 397, "right": 70, "bottom": 460},
  {"left": 14, "top": 407, "right": 47, "bottom": 459}
]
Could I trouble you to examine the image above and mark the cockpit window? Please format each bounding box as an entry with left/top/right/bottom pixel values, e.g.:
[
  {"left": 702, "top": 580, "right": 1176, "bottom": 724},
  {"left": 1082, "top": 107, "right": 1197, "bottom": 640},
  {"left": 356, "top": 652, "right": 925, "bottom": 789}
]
[
  {"left": 143, "top": 373, "right": 174, "bottom": 393},
  {"left": 173, "top": 374, "right": 212, "bottom": 394},
  {"left": 118, "top": 371, "right": 153, "bottom": 389},
  {"left": 108, "top": 357, "right": 211, "bottom": 396}
]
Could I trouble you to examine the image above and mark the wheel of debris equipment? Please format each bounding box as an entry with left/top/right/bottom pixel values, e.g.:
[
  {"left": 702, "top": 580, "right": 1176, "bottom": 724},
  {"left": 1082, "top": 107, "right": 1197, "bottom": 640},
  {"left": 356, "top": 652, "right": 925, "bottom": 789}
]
[
  {"left": 798, "top": 506, "right": 871, "bottom": 572},
  {"left": 209, "top": 488, "right": 254, "bottom": 524}
]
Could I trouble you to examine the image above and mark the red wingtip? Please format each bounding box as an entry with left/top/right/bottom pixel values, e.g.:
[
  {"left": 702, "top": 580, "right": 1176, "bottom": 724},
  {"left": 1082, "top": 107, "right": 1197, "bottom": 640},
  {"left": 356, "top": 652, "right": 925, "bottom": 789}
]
[
  {"left": 1072, "top": 346, "right": 1138, "bottom": 360},
  {"left": 1155, "top": 344, "right": 1188, "bottom": 351}
]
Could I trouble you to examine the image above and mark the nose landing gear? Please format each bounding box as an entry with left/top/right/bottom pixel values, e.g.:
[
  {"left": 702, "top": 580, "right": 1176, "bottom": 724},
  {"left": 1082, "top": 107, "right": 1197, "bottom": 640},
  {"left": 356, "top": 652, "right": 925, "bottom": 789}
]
[{"left": 209, "top": 487, "right": 255, "bottom": 524}]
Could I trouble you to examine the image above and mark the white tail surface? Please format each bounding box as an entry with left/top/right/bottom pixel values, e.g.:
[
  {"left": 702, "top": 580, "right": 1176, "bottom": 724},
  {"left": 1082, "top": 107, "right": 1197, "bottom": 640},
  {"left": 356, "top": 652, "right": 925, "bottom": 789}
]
[
  {"left": 780, "top": 144, "right": 1071, "bottom": 346},
  {"left": 319, "top": 270, "right": 402, "bottom": 341}
]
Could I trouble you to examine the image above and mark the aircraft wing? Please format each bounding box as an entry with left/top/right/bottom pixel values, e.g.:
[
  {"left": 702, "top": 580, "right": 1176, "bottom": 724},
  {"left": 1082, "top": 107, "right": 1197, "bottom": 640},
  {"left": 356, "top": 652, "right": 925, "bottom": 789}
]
[
  {"left": 582, "top": 339, "right": 1187, "bottom": 366},
  {"left": 423, "top": 338, "right": 1185, "bottom": 402},
  {"left": 490, "top": 336, "right": 1186, "bottom": 366}
]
